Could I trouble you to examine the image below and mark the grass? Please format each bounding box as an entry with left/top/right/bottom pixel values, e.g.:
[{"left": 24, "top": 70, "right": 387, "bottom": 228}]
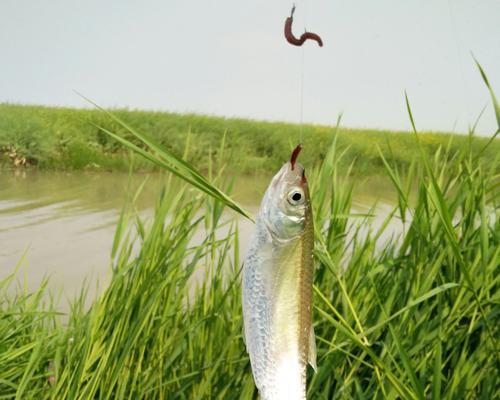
[
  {"left": 1, "top": 63, "right": 499, "bottom": 398},
  {"left": 0, "top": 102, "right": 498, "bottom": 175},
  {"left": 0, "top": 121, "right": 499, "bottom": 398}
]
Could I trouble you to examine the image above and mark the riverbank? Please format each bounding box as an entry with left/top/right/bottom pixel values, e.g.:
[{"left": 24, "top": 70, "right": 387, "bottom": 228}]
[{"left": 1, "top": 103, "right": 498, "bottom": 174}]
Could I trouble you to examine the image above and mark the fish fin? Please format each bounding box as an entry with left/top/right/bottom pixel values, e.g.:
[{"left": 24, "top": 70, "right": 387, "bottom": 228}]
[{"left": 308, "top": 325, "right": 317, "bottom": 372}]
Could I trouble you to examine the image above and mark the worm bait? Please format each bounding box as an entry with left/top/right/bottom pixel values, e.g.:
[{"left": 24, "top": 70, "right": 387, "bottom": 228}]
[{"left": 284, "top": 5, "right": 323, "bottom": 47}]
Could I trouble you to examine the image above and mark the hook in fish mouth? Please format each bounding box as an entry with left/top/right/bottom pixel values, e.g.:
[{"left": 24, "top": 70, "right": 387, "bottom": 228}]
[{"left": 290, "top": 144, "right": 302, "bottom": 170}]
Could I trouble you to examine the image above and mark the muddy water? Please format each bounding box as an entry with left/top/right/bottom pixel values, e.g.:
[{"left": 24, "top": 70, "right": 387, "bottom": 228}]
[{"left": 0, "top": 170, "right": 401, "bottom": 302}]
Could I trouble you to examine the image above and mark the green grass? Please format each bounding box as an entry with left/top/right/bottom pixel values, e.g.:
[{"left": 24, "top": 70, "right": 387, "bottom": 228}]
[
  {"left": 0, "top": 125, "right": 498, "bottom": 398},
  {"left": 0, "top": 102, "right": 498, "bottom": 174}
]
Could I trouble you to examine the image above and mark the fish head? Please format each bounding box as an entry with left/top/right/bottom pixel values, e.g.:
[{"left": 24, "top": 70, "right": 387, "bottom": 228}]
[{"left": 262, "top": 145, "right": 310, "bottom": 241}]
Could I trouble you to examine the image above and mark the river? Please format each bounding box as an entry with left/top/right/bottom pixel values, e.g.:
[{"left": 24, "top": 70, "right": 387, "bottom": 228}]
[{"left": 0, "top": 170, "right": 401, "bottom": 302}]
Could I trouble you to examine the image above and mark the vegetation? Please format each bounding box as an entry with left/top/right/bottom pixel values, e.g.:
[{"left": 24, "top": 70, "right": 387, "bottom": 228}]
[
  {"left": 1, "top": 121, "right": 499, "bottom": 398},
  {"left": 0, "top": 103, "right": 498, "bottom": 174}
]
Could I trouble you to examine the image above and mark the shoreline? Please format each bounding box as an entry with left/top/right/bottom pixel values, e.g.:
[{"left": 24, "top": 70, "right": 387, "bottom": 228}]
[{"left": 1, "top": 103, "right": 498, "bottom": 174}]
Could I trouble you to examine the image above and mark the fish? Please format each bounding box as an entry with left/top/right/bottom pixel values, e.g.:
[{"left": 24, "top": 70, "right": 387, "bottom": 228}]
[{"left": 242, "top": 144, "right": 316, "bottom": 400}]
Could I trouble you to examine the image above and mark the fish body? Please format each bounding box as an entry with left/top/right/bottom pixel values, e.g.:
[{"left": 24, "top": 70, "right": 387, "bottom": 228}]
[{"left": 242, "top": 146, "right": 315, "bottom": 400}]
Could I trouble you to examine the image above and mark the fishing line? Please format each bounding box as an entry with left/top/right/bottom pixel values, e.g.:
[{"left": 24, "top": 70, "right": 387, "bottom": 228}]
[
  {"left": 298, "top": 0, "right": 308, "bottom": 144},
  {"left": 299, "top": 46, "right": 305, "bottom": 143}
]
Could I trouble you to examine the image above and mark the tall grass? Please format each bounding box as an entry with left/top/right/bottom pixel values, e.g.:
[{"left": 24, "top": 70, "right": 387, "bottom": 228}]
[{"left": 1, "top": 123, "right": 498, "bottom": 398}]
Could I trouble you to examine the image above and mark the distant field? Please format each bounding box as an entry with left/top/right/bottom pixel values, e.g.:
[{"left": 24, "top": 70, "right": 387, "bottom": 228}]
[{"left": 0, "top": 103, "right": 498, "bottom": 174}]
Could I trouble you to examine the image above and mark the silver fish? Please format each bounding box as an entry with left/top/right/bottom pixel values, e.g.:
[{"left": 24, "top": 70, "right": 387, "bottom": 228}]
[{"left": 242, "top": 145, "right": 316, "bottom": 400}]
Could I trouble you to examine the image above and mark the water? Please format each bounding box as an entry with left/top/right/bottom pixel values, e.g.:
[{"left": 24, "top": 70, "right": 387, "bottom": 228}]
[{"left": 0, "top": 170, "right": 401, "bottom": 302}]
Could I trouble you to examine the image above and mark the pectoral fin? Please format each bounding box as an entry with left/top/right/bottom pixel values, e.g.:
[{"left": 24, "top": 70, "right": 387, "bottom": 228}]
[{"left": 308, "top": 325, "right": 317, "bottom": 372}]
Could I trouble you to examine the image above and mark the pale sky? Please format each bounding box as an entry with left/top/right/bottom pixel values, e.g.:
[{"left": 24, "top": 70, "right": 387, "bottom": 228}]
[{"left": 1, "top": 0, "right": 499, "bottom": 135}]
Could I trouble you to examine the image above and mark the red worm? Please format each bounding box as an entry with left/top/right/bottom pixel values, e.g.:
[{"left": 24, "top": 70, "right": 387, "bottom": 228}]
[
  {"left": 290, "top": 144, "right": 302, "bottom": 170},
  {"left": 284, "top": 6, "right": 323, "bottom": 47}
]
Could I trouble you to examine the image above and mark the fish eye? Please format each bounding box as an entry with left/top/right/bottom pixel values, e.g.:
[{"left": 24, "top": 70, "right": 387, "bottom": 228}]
[{"left": 287, "top": 188, "right": 305, "bottom": 206}]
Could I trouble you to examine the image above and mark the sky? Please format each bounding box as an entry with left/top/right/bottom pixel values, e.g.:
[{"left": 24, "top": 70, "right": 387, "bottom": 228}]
[{"left": 0, "top": 0, "right": 499, "bottom": 136}]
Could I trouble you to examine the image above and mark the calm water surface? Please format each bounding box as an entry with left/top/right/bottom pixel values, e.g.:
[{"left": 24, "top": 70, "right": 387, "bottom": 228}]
[{"left": 0, "top": 170, "right": 401, "bottom": 302}]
